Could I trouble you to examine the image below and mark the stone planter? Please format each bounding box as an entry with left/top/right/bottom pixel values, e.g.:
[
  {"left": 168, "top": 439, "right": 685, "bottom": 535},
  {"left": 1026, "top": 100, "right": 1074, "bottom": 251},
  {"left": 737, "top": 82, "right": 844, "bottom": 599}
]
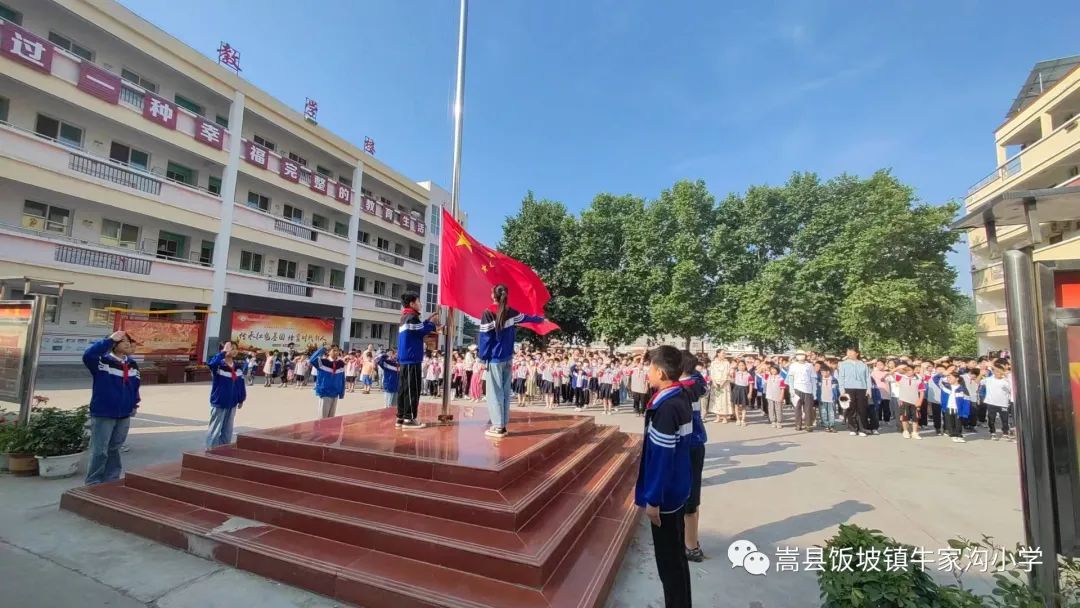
[
  {"left": 36, "top": 451, "right": 85, "bottom": 479},
  {"left": 7, "top": 453, "right": 38, "bottom": 476}
]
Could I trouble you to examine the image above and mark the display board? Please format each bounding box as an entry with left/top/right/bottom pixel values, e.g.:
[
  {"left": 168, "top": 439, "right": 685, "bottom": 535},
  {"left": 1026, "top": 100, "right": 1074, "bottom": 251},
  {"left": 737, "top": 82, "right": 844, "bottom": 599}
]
[
  {"left": 230, "top": 311, "right": 334, "bottom": 352},
  {"left": 0, "top": 301, "right": 34, "bottom": 406}
]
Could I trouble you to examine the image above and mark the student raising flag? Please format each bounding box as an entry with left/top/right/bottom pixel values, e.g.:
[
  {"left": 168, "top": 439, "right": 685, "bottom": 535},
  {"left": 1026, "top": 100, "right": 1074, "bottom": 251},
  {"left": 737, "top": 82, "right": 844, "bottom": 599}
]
[{"left": 438, "top": 208, "right": 559, "bottom": 335}]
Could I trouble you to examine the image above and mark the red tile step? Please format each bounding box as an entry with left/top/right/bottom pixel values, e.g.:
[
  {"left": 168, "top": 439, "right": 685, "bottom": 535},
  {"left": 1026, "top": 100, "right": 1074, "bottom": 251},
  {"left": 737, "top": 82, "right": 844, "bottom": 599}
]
[
  {"left": 179, "top": 425, "right": 623, "bottom": 531},
  {"left": 124, "top": 434, "right": 638, "bottom": 588},
  {"left": 59, "top": 436, "right": 643, "bottom": 608},
  {"left": 235, "top": 409, "right": 597, "bottom": 490}
]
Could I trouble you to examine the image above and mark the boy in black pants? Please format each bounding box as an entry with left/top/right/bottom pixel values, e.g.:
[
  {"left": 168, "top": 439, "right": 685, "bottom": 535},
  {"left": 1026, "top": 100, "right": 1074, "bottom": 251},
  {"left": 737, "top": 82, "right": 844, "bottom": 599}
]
[
  {"left": 396, "top": 293, "right": 439, "bottom": 430},
  {"left": 635, "top": 345, "right": 693, "bottom": 607}
]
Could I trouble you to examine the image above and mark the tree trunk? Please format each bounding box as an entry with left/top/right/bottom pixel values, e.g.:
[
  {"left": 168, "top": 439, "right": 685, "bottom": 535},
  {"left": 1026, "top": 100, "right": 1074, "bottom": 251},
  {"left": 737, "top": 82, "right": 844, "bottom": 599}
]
[{"left": 684, "top": 335, "right": 691, "bottom": 351}]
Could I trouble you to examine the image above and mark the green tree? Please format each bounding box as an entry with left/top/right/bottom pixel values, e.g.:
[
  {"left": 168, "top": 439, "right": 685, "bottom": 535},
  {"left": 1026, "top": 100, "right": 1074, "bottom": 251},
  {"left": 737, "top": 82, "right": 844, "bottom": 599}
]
[
  {"left": 498, "top": 192, "right": 589, "bottom": 345},
  {"left": 646, "top": 180, "right": 718, "bottom": 349},
  {"left": 569, "top": 193, "right": 651, "bottom": 349}
]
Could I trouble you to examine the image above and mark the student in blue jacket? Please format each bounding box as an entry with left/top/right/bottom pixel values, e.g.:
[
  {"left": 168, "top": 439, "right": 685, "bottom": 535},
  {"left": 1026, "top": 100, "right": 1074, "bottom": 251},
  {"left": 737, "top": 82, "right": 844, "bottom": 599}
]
[
  {"left": 206, "top": 341, "right": 246, "bottom": 448},
  {"left": 376, "top": 348, "right": 400, "bottom": 409},
  {"left": 679, "top": 351, "right": 709, "bottom": 564},
  {"left": 310, "top": 343, "right": 346, "bottom": 419},
  {"left": 478, "top": 284, "right": 545, "bottom": 438},
  {"left": 940, "top": 372, "right": 972, "bottom": 443},
  {"left": 397, "top": 293, "right": 440, "bottom": 429},
  {"left": 635, "top": 345, "right": 693, "bottom": 607},
  {"left": 82, "top": 330, "right": 141, "bottom": 485}
]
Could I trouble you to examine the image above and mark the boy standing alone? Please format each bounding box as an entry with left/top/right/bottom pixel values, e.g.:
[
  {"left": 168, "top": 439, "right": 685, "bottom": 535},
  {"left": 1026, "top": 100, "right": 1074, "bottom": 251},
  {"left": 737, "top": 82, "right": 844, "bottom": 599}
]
[
  {"left": 397, "top": 293, "right": 440, "bottom": 429},
  {"left": 635, "top": 345, "right": 693, "bottom": 607}
]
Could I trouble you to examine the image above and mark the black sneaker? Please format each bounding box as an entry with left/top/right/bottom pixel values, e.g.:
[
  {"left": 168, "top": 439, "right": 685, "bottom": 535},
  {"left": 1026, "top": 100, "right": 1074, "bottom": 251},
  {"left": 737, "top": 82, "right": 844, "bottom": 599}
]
[
  {"left": 686, "top": 547, "right": 705, "bottom": 562},
  {"left": 401, "top": 419, "right": 425, "bottom": 430}
]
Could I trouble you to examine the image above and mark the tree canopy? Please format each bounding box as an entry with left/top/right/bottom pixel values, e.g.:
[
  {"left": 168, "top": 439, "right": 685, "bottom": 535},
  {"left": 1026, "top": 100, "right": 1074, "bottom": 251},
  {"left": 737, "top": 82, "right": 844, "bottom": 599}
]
[{"left": 496, "top": 171, "right": 968, "bottom": 355}]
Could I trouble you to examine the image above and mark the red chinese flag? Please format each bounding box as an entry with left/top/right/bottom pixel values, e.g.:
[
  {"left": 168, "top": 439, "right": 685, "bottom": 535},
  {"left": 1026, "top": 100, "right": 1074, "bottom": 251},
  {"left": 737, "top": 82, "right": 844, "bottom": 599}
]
[{"left": 439, "top": 209, "right": 559, "bottom": 335}]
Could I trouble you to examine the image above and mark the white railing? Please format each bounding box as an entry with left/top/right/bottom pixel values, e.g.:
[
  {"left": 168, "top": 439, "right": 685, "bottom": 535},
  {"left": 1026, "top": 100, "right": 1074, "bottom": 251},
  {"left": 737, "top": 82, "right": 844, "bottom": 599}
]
[
  {"left": 0, "top": 221, "right": 210, "bottom": 268},
  {"left": 967, "top": 114, "right": 1080, "bottom": 197}
]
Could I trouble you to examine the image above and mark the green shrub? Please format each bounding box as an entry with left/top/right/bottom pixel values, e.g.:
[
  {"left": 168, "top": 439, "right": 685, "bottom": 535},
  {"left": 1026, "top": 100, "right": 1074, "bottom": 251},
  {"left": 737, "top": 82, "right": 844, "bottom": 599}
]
[{"left": 27, "top": 406, "right": 89, "bottom": 458}]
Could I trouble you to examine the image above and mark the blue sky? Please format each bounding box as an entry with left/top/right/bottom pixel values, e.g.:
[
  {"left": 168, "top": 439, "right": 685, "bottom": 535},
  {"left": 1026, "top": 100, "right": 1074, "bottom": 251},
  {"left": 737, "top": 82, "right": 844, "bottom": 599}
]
[{"left": 121, "top": 0, "right": 1080, "bottom": 294}]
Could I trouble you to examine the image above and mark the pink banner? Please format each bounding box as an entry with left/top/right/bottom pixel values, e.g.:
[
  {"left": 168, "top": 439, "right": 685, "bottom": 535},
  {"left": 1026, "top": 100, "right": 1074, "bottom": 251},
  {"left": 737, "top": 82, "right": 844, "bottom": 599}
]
[
  {"left": 77, "top": 61, "right": 121, "bottom": 104},
  {"left": 362, "top": 196, "right": 377, "bottom": 215},
  {"left": 334, "top": 183, "right": 352, "bottom": 205},
  {"left": 142, "top": 92, "right": 178, "bottom": 129},
  {"left": 309, "top": 172, "right": 328, "bottom": 195},
  {"left": 244, "top": 140, "right": 269, "bottom": 169},
  {"left": 279, "top": 158, "right": 301, "bottom": 183},
  {"left": 0, "top": 23, "right": 52, "bottom": 74},
  {"left": 194, "top": 117, "right": 224, "bottom": 150},
  {"left": 414, "top": 220, "right": 426, "bottom": 237}
]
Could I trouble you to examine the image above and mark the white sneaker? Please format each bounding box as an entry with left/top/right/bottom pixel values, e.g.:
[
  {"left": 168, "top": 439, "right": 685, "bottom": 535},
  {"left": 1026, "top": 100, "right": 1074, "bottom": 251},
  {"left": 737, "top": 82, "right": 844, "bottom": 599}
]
[
  {"left": 849, "top": 431, "right": 857, "bottom": 436},
  {"left": 858, "top": 432, "right": 868, "bottom": 437},
  {"left": 902, "top": 431, "right": 911, "bottom": 439},
  {"left": 912, "top": 433, "right": 922, "bottom": 440},
  {"left": 956, "top": 437, "right": 966, "bottom": 443}
]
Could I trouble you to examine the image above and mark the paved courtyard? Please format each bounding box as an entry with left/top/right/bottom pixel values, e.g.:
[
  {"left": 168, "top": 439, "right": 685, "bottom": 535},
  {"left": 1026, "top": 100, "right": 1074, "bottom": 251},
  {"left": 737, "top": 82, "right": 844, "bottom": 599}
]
[{"left": 0, "top": 377, "right": 1024, "bottom": 607}]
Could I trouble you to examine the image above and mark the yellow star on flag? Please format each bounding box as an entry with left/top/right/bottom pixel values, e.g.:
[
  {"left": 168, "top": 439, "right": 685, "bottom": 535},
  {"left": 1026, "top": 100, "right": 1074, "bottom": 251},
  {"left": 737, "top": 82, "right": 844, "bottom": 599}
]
[
  {"left": 480, "top": 264, "right": 489, "bottom": 273},
  {"left": 455, "top": 232, "right": 473, "bottom": 252}
]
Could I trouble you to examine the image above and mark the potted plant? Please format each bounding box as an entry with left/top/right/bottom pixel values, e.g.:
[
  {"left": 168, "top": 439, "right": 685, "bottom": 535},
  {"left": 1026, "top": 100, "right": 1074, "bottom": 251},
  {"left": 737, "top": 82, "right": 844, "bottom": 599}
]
[
  {"left": 3, "top": 423, "right": 38, "bottom": 476},
  {"left": 29, "top": 406, "right": 90, "bottom": 479},
  {"left": 186, "top": 363, "right": 211, "bottom": 382}
]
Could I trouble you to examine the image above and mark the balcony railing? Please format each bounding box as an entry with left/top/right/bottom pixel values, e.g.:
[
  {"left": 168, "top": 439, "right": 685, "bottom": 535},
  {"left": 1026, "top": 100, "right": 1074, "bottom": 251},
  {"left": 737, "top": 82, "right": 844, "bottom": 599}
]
[
  {"left": 55, "top": 243, "right": 153, "bottom": 275},
  {"left": 274, "top": 219, "right": 316, "bottom": 242},
  {"left": 119, "top": 83, "right": 144, "bottom": 108},
  {"left": 373, "top": 297, "right": 398, "bottom": 310},
  {"left": 268, "top": 280, "right": 312, "bottom": 297},
  {"left": 967, "top": 113, "right": 1080, "bottom": 200},
  {"left": 69, "top": 153, "right": 162, "bottom": 195}
]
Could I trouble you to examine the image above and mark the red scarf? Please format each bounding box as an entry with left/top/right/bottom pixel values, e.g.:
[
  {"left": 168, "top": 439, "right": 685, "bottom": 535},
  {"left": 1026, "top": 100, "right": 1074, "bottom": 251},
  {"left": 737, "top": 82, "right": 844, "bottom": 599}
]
[{"left": 646, "top": 385, "right": 681, "bottom": 410}]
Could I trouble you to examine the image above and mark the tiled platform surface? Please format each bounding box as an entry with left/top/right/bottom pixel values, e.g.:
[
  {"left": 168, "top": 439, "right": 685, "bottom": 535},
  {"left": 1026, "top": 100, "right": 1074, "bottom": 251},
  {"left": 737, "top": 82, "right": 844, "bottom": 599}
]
[{"left": 61, "top": 404, "right": 641, "bottom": 608}]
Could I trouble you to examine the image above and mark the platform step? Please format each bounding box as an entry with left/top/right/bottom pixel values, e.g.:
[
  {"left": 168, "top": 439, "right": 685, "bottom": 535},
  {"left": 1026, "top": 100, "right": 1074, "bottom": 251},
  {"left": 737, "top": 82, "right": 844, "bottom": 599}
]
[
  {"left": 234, "top": 406, "right": 597, "bottom": 489},
  {"left": 126, "top": 435, "right": 637, "bottom": 587},
  {"left": 182, "top": 425, "right": 622, "bottom": 531},
  {"left": 60, "top": 438, "right": 642, "bottom": 608}
]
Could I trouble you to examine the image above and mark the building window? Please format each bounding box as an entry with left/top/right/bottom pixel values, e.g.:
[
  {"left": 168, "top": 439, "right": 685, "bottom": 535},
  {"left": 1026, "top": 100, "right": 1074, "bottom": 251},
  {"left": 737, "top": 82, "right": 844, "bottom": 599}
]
[
  {"left": 100, "top": 219, "right": 140, "bottom": 248},
  {"left": 22, "top": 200, "right": 71, "bottom": 235},
  {"left": 373, "top": 280, "right": 386, "bottom": 296},
  {"left": 253, "top": 134, "right": 275, "bottom": 151},
  {"left": 391, "top": 283, "right": 402, "bottom": 299},
  {"left": 353, "top": 274, "right": 366, "bottom": 292},
  {"left": 306, "top": 264, "right": 324, "bottom": 284},
  {"left": 428, "top": 243, "right": 439, "bottom": 274},
  {"left": 333, "top": 221, "right": 349, "bottom": 238},
  {"left": 394, "top": 243, "right": 404, "bottom": 256},
  {"left": 246, "top": 191, "right": 270, "bottom": 211},
  {"left": 199, "top": 240, "right": 214, "bottom": 266},
  {"left": 90, "top": 298, "right": 128, "bottom": 325},
  {"left": 350, "top": 320, "right": 363, "bottom": 339},
  {"left": 339, "top": 176, "right": 352, "bottom": 187},
  {"left": 329, "top": 268, "right": 345, "bottom": 290},
  {"left": 35, "top": 114, "right": 83, "bottom": 148},
  {"left": 239, "top": 250, "right": 263, "bottom": 273},
  {"left": 156, "top": 230, "right": 188, "bottom": 261},
  {"left": 377, "top": 237, "right": 390, "bottom": 251},
  {"left": 109, "top": 142, "right": 150, "bottom": 171},
  {"left": 288, "top": 152, "right": 307, "bottom": 166},
  {"left": 0, "top": 3, "right": 23, "bottom": 24},
  {"left": 408, "top": 245, "right": 423, "bottom": 261},
  {"left": 48, "top": 31, "right": 93, "bottom": 61},
  {"left": 120, "top": 68, "right": 157, "bottom": 93},
  {"left": 0, "top": 96, "right": 8, "bottom": 123},
  {"left": 173, "top": 94, "right": 203, "bottom": 116},
  {"left": 165, "top": 161, "right": 196, "bottom": 186},
  {"left": 316, "top": 165, "right": 332, "bottom": 178},
  {"left": 430, "top": 205, "right": 441, "bottom": 236},
  {"left": 370, "top": 323, "right": 384, "bottom": 339},
  {"left": 276, "top": 259, "right": 297, "bottom": 279},
  {"left": 282, "top": 204, "right": 303, "bottom": 222},
  {"left": 425, "top": 283, "right": 438, "bottom": 314},
  {"left": 215, "top": 114, "right": 229, "bottom": 128},
  {"left": 207, "top": 176, "right": 222, "bottom": 195},
  {"left": 312, "top": 214, "right": 329, "bottom": 231},
  {"left": 358, "top": 230, "right": 370, "bottom": 245}
]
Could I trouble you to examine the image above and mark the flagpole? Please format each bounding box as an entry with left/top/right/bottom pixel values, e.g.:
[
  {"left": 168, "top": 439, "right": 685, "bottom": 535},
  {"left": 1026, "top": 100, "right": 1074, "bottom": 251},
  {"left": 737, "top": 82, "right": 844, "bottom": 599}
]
[{"left": 440, "top": 0, "right": 468, "bottom": 420}]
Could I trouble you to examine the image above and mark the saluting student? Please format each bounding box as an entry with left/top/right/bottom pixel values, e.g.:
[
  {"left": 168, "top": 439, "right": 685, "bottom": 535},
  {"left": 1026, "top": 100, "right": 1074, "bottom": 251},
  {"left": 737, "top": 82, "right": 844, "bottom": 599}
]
[
  {"left": 83, "top": 330, "right": 141, "bottom": 485},
  {"left": 310, "top": 343, "right": 346, "bottom": 419},
  {"left": 206, "top": 341, "right": 246, "bottom": 448}
]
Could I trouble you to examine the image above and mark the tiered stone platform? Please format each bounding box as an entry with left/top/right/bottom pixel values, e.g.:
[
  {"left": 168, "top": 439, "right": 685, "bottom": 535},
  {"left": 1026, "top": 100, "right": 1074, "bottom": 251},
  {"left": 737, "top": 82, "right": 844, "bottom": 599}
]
[{"left": 61, "top": 404, "right": 642, "bottom": 608}]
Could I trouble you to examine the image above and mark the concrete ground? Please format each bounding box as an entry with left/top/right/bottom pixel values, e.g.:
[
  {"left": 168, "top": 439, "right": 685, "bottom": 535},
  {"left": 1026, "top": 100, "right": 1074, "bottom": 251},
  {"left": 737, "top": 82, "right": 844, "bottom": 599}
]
[{"left": 0, "top": 378, "right": 1024, "bottom": 607}]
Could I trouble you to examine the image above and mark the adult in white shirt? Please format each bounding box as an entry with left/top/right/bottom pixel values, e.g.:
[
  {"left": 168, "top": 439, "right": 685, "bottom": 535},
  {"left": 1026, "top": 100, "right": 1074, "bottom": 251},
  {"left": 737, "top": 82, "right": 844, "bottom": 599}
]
[
  {"left": 787, "top": 351, "right": 818, "bottom": 432},
  {"left": 981, "top": 366, "right": 1012, "bottom": 440},
  {"left": 709, "top": 350, "right": 733, "bottom": 422}
]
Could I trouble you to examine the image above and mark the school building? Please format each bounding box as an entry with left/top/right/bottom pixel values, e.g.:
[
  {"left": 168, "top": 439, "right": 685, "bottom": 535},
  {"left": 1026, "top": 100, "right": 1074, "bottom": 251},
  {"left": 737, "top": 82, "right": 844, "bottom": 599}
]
[
  {"left": 0, "top": 0, "right": 463, "bottom": 363},
  {"left": 965, "top": 55, "right": 1080, "bottom": 355}
]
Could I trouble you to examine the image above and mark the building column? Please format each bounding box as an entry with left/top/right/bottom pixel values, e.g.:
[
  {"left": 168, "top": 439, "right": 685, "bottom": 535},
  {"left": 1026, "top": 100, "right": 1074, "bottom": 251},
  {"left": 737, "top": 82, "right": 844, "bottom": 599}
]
[
  {"left": 203, "top": 90, "right": 247, "bottom": 356},
  {"left": 340, "top": 160, "right": 365, "bottom": 349}
]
